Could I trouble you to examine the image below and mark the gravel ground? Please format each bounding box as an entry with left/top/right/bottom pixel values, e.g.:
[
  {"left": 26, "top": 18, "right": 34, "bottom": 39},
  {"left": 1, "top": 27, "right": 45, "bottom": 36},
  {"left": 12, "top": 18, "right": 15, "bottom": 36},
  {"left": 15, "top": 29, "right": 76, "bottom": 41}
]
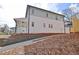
[{"left": 24, "top": 33, "right": 79, "bottom": 55}]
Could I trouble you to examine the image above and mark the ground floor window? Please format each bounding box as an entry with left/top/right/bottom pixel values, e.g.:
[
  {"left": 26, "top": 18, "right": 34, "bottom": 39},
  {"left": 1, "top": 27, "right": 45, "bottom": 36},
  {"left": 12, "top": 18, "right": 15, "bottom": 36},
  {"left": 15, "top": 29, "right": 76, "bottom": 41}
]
[{"left": 32, "top": 22, "right": 34, "bottom": 27}]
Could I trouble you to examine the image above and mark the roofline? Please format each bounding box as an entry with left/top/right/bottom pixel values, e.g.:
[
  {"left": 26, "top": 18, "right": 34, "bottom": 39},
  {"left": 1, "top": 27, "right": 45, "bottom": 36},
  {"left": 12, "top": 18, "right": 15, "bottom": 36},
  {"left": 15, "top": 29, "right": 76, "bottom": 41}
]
[
  {"left": 13, "top": 17, "right": 25, "bottom": 22},
  {"left": 14, "top": 17, "right": 25, "bottom": 20},
  {"left": 26, "top": 5, "right": 64, "bottom": 17}
]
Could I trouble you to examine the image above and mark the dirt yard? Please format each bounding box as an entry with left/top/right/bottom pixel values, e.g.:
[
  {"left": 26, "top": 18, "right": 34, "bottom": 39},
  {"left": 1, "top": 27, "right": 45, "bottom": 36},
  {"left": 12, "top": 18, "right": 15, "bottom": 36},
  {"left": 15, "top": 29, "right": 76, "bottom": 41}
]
[
  {"left": 0, "top": 33, "right": 79, "bottom": 55},
  {"left": 24, "top": 33, "right": 79, "bottom": 55},
  {"left": 0, "top": 35, "right": 11, "bottom": 39}
]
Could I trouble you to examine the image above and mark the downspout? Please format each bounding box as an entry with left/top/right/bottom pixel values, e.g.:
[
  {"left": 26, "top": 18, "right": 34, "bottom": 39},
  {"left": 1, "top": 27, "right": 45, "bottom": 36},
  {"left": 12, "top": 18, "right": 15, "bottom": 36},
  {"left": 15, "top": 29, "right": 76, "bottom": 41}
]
[
  {"left": 63, "top": 17, "right": 65, "bottom": 33},
  {"left": 15, "top": 20, "right": 17, "bottom": 33},
  {"left": 28, "top": 7, "right": 30, "bottom": 39},
  {"left": 14, "top": 19, "right": 17, "bottom": 33}
]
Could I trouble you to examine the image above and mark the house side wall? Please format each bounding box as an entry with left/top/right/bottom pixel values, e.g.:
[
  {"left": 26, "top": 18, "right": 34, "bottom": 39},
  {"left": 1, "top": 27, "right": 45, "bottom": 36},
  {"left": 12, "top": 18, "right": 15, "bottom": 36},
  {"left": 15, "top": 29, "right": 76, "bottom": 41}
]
[
  {"left": 29, "top": 15, "right": 64, "bottom": 33},
  {"left": 15, "top": 19, "right": 28, "bottom": 33},
  {"left": 29, "top": 7, "right": 64, "bottom": 21},
  {"left": 15, "top": 6, "right": 65, "bottom": 34},
  {"left": 27, "top": 6, "right": 65, "bottom": 33}
]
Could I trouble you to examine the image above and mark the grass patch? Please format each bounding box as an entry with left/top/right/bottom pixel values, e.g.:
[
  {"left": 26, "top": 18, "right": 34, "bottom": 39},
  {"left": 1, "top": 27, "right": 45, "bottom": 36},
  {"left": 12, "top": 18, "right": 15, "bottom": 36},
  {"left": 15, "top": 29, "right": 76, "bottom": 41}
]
[{"left": 0, "top": 32, "right": 8, "bottom": 35}]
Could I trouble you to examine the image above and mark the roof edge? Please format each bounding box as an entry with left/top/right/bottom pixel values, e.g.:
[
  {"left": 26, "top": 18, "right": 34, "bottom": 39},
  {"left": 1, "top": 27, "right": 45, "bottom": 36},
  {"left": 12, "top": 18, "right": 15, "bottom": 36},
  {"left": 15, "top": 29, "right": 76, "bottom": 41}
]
[{"left": 27, "top": 5, "right": 64, "bottom": 16}]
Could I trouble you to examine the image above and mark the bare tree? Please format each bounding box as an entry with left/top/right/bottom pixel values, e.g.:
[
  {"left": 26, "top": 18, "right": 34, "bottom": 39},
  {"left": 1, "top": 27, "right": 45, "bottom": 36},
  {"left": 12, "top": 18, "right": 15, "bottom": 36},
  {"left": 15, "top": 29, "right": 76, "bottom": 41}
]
[
  {"left": 62, "top": 7, "right": 79, "bottom": 27},
  {"left": 63, "top": 7, "right": 79, "bottom": 21}
]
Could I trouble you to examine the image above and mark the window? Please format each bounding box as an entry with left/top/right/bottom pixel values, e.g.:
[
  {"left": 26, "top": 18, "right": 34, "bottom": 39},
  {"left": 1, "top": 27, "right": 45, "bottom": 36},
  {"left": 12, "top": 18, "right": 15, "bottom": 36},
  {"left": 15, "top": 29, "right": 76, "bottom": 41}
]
[
  {"left": 56, "top": 15, "right": 58, "bottom": 20},
  {"left": 22, "top": 22, "right": 24, "bottom": 23},
  {"left": 22, "top": 22, "right": 24, "bottom": 27},
  {"left": 51, "top": 24, "right": 53, "bottom": 28},
  {"left": 49, "top": 24, "right": 53, "bottom": 28},
  {"left": 56, "top": 17, "right": 58, "bottom": 20},
  {"left": 46, "top": 13, "right": 48, "bottom": 17},
  {"left": 32, "top": 9, "right": 34, "bottom": 14},
  {"left": 49, "top": 24, "right": 51, "bottom": 28},
  {"left": 43, "top": 23, "right": 46, "bottom": 28},
  {"left": 32, "top": 22, "right": 34, "bottom": 27},
  {"left": 22, "top": 30, "right": 24, "bottom": 32}
]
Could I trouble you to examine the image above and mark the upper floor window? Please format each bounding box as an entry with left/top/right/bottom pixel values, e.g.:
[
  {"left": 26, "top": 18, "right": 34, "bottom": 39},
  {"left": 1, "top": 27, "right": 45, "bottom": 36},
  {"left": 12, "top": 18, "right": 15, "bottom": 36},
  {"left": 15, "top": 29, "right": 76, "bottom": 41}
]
[
  {"left": 46, "top": 13, "right": 48, "bottom": 17},
  {"left": 32, "top": 9, "right": 34, "bottom": 14},
  {"left": 32, "top": 22, "right": 34, "bottom": 27},
  {"left": 56, "top": 16, "right": 58, "bottom": 20}
]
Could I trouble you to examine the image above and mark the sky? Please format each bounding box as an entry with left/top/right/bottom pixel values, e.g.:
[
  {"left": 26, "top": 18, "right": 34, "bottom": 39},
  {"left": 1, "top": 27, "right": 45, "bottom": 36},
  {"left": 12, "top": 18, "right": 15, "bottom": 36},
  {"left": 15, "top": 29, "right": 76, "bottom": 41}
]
[{"left": 0, "top": 0, "right": 79, "bottom": 27}]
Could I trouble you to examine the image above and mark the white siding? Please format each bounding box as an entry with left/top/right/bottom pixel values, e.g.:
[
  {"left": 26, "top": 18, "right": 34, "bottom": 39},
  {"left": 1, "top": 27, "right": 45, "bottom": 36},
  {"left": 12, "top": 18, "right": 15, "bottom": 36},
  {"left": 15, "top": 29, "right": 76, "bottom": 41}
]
[
  {"left": 27, "top": 7, "right": 65, "bottom": 33},
  {"left": 29, "top": 15, "right": 64, "bottom": 33},
  {"left": 30, "top": 7, "right": 63, "bottom": 21},
  {"left": 57, "top": 15, "right": 64, "bottom": 21},
  {"left": 48, "top": 13, "right": 56, "bottom": 20},
  {"left": 30, "top": 7, "right": 47, "bottom": 18},
  {"left": 16, "top": 27, "right": 27, "bottom": 33}
]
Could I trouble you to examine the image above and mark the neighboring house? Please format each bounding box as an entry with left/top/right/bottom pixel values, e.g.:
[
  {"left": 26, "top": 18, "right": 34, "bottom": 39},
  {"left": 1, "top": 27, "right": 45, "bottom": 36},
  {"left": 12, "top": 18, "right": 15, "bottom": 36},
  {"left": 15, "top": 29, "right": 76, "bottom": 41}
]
[
  {"left": 14, "top": 5, "right": 65, "bottom": 34},
  {"left": 70, "top": 14, "right": 79, "bottom": 32},
  {"left": 0, "top": 24, "right": 10, "bottom": 34},
  {"left": 64, "top": 20, "right": 71, "bottom": 33},
  {"left": 10, "top": 27, "right": 15, "bottom": 34},
  {"left": 14, "top": 18, "right": 27, "bottom": 33}
]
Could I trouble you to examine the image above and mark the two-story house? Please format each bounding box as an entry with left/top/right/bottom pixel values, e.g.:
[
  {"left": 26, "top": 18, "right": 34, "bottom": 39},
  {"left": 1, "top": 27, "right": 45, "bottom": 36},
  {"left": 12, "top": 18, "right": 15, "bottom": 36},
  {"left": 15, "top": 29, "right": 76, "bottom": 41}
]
[{"left": 14, "top": 5, "right": 65, "bottom": 34}]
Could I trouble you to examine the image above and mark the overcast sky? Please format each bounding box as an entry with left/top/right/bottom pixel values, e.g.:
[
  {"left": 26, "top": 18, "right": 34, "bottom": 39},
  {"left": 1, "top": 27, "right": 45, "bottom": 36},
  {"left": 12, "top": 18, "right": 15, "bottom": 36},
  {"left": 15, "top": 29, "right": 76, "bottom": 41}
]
[{"left": 0, "top": 0, "right": 79, "bottom": 27}]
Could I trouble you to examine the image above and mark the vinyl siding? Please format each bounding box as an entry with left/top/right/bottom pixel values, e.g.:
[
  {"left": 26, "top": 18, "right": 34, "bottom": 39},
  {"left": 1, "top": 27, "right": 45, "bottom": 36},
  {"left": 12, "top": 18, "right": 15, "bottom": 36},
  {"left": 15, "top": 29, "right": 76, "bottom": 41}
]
[
  {"left": 30, "top": 7, "right": 63, "bottom": 21},
  {"left": 29, "top": 15, "right": 64, "bottom": 33}
]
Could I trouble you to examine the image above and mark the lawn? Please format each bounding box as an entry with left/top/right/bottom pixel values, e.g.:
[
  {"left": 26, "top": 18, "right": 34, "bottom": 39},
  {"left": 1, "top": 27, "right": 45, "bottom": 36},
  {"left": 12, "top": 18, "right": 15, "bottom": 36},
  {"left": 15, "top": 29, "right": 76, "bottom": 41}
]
[{"left": 0, "top": 32, "right": 8, "bottom": 35}]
